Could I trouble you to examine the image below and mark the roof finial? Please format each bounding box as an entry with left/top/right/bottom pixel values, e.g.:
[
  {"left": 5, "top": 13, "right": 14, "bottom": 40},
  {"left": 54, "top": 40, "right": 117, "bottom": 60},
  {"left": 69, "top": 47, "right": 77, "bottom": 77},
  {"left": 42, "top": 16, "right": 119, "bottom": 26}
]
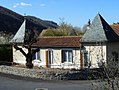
[
  {"left": 97, "top": 12, "right": 101, "bottom": 16},
  {"left": 88, "top": 19, "right": 91, "bottom": 26},
  {"left": 97, "top": 11, "right": 100, "bottom": 14},
  {"left": 24, "top": 13, "right": 26, "bottom": 20},
  {"left": 24, "top": 13, "right": 26, "bottom": 16}
]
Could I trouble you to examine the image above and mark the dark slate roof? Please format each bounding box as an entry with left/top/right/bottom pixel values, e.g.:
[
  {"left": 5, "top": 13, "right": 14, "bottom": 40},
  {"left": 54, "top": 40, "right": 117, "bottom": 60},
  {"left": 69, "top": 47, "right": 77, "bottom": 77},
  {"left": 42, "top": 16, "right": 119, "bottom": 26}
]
[
  {"left": 81, "top": 14, "right": 119, "bottom": 43},
  {"left": 32, "top": 36, "right": 81, "bottom": 48}
]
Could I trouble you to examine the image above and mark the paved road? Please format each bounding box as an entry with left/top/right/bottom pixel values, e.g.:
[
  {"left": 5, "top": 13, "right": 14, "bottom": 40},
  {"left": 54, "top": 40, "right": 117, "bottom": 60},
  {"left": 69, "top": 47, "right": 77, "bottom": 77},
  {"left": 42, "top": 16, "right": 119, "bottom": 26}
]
[{"left": 0, "top": 74, "right": 92, "bottom": 90}]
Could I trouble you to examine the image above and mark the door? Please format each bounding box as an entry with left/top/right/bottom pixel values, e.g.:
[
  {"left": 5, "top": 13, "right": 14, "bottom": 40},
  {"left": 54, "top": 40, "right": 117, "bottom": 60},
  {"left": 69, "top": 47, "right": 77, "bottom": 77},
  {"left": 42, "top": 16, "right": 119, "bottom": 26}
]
[
  {"left": 46, "top": 49, "right": 53, "bottom": 68},
  {"left": 80, "top": 52, "right": 83, "bottom": 69},
  {"left": 46, "top": 51, "right": 48, "bottom": 68}
]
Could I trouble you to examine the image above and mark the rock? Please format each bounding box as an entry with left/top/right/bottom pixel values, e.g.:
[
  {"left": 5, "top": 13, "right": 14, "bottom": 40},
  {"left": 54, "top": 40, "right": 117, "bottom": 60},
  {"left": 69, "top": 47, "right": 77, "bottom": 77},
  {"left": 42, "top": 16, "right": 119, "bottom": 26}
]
[{"left": 0, "top": 65, "right": 88, "bottom": 80}]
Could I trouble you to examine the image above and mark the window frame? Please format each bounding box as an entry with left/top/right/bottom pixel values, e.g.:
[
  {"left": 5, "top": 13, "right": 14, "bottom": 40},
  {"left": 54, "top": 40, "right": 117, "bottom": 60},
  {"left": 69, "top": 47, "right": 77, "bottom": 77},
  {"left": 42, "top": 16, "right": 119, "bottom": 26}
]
[
  {"left": 32, "top": 48, "right": 40, "bottom": 60},
  {"left": 61, "top": 49, "right": 73, "bottom": 63},
  {"left": 84, "top": 50, "right": 88, "bottom": 66},
  {"left": 48, "top": 49, "right": 53, "bottom": 64}
]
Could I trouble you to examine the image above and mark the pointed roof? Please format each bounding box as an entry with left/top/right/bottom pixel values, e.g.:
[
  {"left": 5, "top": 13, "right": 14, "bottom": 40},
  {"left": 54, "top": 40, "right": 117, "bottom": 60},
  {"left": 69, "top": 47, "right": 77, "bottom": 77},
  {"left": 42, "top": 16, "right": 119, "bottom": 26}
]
[
  {"left": 10, "top": 20, "right": 26, "bottom": 43},
  {"left": 81, "top": 13, "right": 119, "bottom": 43}
]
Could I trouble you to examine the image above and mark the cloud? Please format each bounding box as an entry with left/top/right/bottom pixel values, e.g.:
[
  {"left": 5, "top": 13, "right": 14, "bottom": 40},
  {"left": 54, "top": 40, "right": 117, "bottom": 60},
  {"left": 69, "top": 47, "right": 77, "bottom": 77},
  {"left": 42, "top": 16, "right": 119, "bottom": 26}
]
[
  {"left": 115, "top": 16, "right": 119, "bottom": 19},
  {"left": 40, "top": 4, "right": 46, "bottom": 7},
  {"left": 13, "top": 2, "right": 32, "bottom": 8}
]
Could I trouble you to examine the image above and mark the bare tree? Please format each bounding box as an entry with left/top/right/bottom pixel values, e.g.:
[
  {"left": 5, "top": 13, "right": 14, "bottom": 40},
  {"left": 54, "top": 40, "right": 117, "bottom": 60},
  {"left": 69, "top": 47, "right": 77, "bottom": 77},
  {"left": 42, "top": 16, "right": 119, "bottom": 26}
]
[
  {"left": 13, "top": 28, "right": 40, "bottom": 68},
  {"left": 90, "top": 49, "right": 119, "bottom": 90}
]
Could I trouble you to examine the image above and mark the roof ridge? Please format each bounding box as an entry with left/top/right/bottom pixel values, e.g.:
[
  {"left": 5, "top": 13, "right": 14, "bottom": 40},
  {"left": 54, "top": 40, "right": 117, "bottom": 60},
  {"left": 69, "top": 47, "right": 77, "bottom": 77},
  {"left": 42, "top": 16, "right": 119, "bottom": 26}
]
[
  {"left": 33, "top": 36, "right": 81, "bottom": 47},
  {"left": 38, "top": 36, "right": 81, "bottom": 38}
]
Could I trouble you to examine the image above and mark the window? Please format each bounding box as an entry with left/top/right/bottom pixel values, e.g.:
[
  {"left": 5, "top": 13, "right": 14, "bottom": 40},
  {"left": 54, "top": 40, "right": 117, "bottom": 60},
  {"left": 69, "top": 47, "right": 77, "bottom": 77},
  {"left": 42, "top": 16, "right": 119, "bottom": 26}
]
[
  {"left": 32, "top": 48, "right": 40, "bottom": 60},
  {"left": 112, "top": 52, "right": 118, "bottom": 62},
  {"left": 48, "top": 50, "right": 53, "bottom": 64},
  {"left": 62, "top": 50, "right": 73, "bottom": 63},
  {"left": 84, "top": 51, "right": 88, "bottom": 66}
]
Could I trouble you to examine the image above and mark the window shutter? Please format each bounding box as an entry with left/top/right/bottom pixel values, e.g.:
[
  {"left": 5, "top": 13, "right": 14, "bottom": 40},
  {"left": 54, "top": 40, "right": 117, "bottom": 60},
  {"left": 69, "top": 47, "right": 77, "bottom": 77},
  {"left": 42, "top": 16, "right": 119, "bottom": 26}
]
[{"left": 61, "top": 50, "right": 64, "bottom": 63}]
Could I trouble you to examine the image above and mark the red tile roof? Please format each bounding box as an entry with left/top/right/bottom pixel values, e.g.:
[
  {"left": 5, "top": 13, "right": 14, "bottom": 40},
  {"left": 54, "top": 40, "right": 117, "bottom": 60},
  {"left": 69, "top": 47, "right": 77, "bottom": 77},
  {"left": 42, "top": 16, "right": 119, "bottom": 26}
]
[
  {"left": 33, "top": 36, "right": 81, "bottom": 48},
  {"left": 111, "top": 24, "right": 119, "bottom": 36}
]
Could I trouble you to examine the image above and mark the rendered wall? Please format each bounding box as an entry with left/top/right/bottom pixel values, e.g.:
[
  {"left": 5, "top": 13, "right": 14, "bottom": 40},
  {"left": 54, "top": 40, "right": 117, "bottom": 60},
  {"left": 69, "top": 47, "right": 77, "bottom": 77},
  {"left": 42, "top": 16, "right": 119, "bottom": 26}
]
[
  {"left": 13, "top": 46, "right": 27, "bottom": 65},
  {"left": 38, "top": 48, "right": 81, "bottom": 69},
  {"left": 107, "top": 42, "right": 119, "bottom": 68},
  {"left": 83, "top": 45, "right": 107, "bottom": 68},
  {"left": 13, "top": 46, "right": 81, "bottom": 69}
]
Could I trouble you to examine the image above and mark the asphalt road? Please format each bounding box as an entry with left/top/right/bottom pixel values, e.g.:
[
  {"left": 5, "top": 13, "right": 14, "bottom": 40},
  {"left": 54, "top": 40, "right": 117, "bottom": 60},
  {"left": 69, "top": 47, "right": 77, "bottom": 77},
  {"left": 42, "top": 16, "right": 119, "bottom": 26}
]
[{"left": 0, "top": 74, "right": 92, "bottom": 90}]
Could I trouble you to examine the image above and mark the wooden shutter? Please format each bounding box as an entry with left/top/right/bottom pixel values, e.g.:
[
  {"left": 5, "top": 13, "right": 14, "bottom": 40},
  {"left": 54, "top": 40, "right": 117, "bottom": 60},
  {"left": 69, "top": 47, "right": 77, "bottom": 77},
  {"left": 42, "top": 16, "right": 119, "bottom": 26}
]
[
  {"left": 61, "top": 50, "right": 64, "bottom": 63},
  {"left": 46, "top": 51, "right": 48, "bottom": 68},
  {"left": 80, "top": 52, "right": 83, "bottom": 69}
]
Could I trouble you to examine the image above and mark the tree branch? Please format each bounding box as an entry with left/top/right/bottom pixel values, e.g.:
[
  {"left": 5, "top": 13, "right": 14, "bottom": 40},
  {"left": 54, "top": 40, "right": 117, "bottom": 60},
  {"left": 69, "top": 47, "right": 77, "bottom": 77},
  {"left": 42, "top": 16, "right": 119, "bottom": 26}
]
[
  {"left": 14, "top": 44, "right": 27, "bottom": 57},
  {"left": 32, "top": 48, "right": 40, "bottom": 54}
]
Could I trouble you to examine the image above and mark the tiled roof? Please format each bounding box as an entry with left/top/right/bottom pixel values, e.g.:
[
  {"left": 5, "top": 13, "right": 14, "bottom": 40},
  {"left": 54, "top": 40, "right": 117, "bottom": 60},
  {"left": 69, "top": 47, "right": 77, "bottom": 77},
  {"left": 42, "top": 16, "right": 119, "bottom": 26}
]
[
  {"left": 111, "top": 24, "right": 119, "bottom": 36},
  {"left": 33, "top": 36, "right": 81, "bottom": 48},
  {"left": 81, "top": 13, "right": 119, "bottom": 43}
]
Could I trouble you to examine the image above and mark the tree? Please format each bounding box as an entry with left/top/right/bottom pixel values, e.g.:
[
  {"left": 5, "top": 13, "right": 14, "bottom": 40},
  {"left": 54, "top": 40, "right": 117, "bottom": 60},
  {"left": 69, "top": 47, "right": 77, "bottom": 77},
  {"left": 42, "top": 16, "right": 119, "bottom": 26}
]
[
  {"left": 58, "top": 19, "right": 82, "bottom": 36},
  {"left": 9, "top": 17, "right": 43, "bottom": 68},
  {"left": 41, "top": 19, "right": 82, "bottom": 36},
  {"left": 11, "top": 26, "right": 40, "bottom": 68},
  {"left": 0, "top": 45, "right": 12, "bottom": 65},
  {"left": 41, "top": 28, "right": 66, "bottom": 36},
  {"left": 88, "top": 44, "right": 119, "bottom": 90},
  {"left": 91, "top": 61, "right": 119, "bottom": 90},
  {"left": 113, "top": 22, "right": 119, "bottom": 24}
]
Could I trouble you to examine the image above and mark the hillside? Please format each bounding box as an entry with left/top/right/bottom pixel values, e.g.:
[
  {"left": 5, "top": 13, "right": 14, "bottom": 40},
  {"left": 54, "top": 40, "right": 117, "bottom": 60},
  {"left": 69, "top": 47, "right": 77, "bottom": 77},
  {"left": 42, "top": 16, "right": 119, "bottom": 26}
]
[{"left": 0, "top": 6, "right": 58, "bottom": 34}]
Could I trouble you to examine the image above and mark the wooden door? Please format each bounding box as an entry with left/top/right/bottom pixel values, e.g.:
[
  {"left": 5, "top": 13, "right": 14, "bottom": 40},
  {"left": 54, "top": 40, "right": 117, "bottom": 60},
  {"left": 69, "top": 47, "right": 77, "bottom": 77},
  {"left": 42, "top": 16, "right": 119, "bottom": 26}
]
[
  {"left": 80, "top": 52, "right": 83, "bottom": 69},
  {"left": 46, "top": 51, "right": 48, "bottom": 68}
]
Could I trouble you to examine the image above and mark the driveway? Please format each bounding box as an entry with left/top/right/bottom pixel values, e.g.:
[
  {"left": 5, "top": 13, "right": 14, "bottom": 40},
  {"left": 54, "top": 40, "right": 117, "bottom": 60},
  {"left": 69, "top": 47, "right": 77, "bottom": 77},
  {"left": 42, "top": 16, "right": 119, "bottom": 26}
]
[{"left": 0, "top": 73, "right": 92, "bottom": 90}]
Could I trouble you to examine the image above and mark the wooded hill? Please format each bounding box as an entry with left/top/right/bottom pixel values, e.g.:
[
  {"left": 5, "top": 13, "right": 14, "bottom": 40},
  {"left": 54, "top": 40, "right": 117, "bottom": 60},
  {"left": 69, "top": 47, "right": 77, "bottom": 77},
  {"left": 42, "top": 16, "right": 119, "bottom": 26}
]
[{"left": 0, "top": 6, "right": 58, "bottom": 34}]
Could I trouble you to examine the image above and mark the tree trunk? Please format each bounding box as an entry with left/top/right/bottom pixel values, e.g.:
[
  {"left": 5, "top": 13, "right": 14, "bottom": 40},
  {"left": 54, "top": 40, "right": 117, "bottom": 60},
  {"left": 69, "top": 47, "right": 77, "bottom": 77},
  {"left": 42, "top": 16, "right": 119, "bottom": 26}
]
[{"left": 25, "top": 47, "right": 33, "bottom": 68}]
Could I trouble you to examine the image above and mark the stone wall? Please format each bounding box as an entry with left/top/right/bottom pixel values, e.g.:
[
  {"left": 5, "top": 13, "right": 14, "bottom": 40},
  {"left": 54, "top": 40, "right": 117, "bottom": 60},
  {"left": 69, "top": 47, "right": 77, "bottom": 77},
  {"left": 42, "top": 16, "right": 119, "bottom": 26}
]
[{"left": 0, "top": 65, "right": 88, "bottom": 80}]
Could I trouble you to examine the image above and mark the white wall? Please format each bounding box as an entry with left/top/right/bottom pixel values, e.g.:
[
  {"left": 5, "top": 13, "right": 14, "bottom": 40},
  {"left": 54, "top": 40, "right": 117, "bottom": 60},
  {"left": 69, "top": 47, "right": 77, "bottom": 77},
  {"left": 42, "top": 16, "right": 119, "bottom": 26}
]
[
  {"left": 51, "top": 49, "right": 62, "bottom": 68},
  {"left": 107, "top": 42, "right": 119, "bottom": 67},
  {"left": 13, "top": 43, "right": 119, "bottom": 69},
  {"left": 13, "top": 46, "right": 81, "bottom": 69},
  {"left": 13, "top": 46, "right": 27, "bottom": 65},
  {"left": 84, "top": 45, "right": 107, "bottom": 68},
  {"left": 107, "top": 42, "right": 119, "bottom": 59},
  {"left": 39, "top": 49, "right": 46, "bottom": 67},
  {"left": 39, "top": 48, "right": 81, "bottom": 69}
]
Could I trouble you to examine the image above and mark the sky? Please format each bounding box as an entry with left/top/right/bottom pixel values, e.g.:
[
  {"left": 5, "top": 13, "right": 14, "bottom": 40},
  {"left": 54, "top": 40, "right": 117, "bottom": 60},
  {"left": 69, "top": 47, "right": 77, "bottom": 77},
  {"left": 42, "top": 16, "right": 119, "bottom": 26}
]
[{"left": 0, "top": 0, "right": 119, "bottom": 28}]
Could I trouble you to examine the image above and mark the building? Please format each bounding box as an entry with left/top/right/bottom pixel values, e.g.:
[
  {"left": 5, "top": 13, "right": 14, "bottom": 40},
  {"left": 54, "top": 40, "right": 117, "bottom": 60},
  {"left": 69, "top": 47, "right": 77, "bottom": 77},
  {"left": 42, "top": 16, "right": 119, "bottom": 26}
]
[
  {"left": 11, "top": 13, "right": 119, "bottom": 69},
  {"left": 81, "top": 13, "right": 119, "bottom": 68},
  {"left": 32, "top": 36, "right": 82, "bottom": 69}
]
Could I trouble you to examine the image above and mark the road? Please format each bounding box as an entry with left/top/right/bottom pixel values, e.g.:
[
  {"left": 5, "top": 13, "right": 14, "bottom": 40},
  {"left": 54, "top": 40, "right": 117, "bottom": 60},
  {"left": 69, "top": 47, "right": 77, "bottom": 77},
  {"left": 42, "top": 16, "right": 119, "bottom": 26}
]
[{"left": 0, "top": 74, "right": 92, "bottom": 90}]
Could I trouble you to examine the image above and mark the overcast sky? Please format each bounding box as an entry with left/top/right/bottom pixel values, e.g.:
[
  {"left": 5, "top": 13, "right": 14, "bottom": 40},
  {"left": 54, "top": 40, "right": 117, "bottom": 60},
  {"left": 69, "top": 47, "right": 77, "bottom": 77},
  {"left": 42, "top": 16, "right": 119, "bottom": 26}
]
[{"left": 0, "top": 0, "right": 119, "bottom": 27}]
